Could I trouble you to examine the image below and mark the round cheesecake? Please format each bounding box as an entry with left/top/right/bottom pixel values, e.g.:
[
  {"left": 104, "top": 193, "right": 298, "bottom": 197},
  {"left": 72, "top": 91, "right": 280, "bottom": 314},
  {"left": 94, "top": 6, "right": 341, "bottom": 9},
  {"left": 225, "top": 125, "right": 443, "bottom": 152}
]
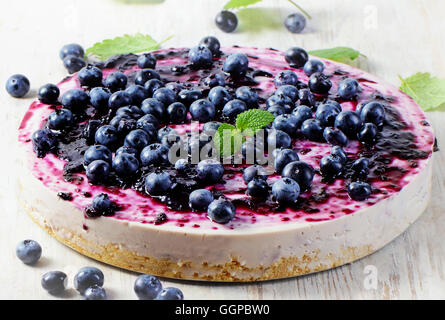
[{"left": 18, "top": 45, "right": 435, "bottom": 281}]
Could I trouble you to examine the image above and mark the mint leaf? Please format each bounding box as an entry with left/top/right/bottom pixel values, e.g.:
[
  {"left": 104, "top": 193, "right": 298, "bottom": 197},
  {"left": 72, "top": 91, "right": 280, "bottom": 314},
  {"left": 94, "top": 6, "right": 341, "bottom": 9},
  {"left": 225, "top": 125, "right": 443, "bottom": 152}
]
[
  {"left": 214, "top": 124, "right": 243, "bottom": 156},
  {"left": 399, "top": 73, "right": 445, "bottom": 111},
  {"left": 309, "top": 47, "right": 363, "bottom": 65},
  {"left": 224, "top": 0, "right": 262, "bottom": 10},
  {"left": 236, "top": 109, "right": 275, "bottom": 135},
  {"left": 86, "top": 34, "right": 172, "bottom": 61}
]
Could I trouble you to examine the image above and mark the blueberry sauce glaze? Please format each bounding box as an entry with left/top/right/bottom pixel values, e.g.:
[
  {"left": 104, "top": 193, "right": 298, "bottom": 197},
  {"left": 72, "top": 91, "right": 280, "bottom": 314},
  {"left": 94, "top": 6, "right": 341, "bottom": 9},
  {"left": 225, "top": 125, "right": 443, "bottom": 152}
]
[{"left": 18, "top": 46, "right": 435, "bottom": 230}]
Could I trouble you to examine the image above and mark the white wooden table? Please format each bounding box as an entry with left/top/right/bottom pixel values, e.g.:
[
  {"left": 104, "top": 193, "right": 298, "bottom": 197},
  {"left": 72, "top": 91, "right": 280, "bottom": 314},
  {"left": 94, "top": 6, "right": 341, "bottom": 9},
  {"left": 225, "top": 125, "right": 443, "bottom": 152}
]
[{"left": 1, "top": 0, "right": 444, "bottom": 299}]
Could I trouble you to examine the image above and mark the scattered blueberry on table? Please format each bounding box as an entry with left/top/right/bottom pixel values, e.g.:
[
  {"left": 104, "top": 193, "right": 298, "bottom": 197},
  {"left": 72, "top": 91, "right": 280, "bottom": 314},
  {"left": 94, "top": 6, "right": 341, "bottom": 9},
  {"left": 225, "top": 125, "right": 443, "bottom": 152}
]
[
  {"left": 41, "top": 271, "right": 68, "bottom": 295},
  {"left": 6, "top": 74, "right": 30, "bottom": 98},
  {"left": 16, "top": 240, "right": 42, "bottom": 265}
]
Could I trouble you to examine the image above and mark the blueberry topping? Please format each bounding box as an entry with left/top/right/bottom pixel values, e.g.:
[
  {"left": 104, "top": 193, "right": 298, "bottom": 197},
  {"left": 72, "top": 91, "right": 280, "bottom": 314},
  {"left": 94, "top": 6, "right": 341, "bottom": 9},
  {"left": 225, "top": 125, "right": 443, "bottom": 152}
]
[
  {"left": 223, "top": 99, "right": 247, "bottom": 119},
  {"left": 156, "top": 287, "right": 184, "bottom": 300},
  {"left": 267, "top": 129, "right": 292, "bottom": 149},
  {"left": 124, "top": 129, "right": 151, "bottom": 150},
  {"left": 272, "top": 178, "right": 300, "bottom": 203},
  {"left": 167, "top": 102, "right": 187, "bottom": 123},
  {"left": 272, "top": 114, "right": 299, "bottom": 136},
  {"left": 153, "top": 87, "right": 176, "bottom": 107},
  {"left": 199, "top": 36, "right": 221, "bottom": 56},
  {"left": 204, "top": 73, "right": 225, "bottom": 88},
  {"left": 308, "top": 72, "right": 332, "bottom": 94},
  {"left": 86, "top": 160, "right": 110, "bottom": 184},
  {"left": 297, "top": 89, "right": 316, "bottom": 108},
  {"left": 323, "top": 127, "right": 348, "bottom": 147},
  {"left": 95, "top": 125, "right": 118, "bottom": 147},
  {"left": 235, "top": 86, "right": 259, "bottom": 107},
  {"left": 83, "top": 285, "right": 107, "bottom": 300},
  {"left": 320, "top": 155, "right": 343, "bottom": 178},
  {"left": 315, "top": 103, "right": 340, "bottom": 127},
  {"left": 6, "top": 74, "right": 30, "bottom": 98},
  {"left": 104, "top": 71, "right": 127, "bottom": 92},
  {"left": 303, "top": 59, "right": 325, "bottom": 76},
  {"left": 266, "top": 94, "right": 293, "bottom": 115},
  {"left": 41, "top": 271, "right": 67, "bottom": 295},
  {"left": 175, "top": 158, "right": 189, "bottom": 172},
  {"left": 197, "top": 159, "right": 224, "bottom": 184},
  {"left": 78, "top": 66, "right": 103, "bottom": 88},
  {"left": 144, "top": 79, "right": 164, "bottom": 97},
  {"left": 189, "top": 46, "right": 213, "bottom": 69},
  {"left": 215, "top": 10, "right": 238, "bottom": 33},
  {"left": 331, "top": 146, "right": 348, "bottom": 164},
  {"left": 301, "top": 119, "right": 324, "bottom": 141},
  {"left": 189, "top": 189, "right": 214, "bottom": 211},
  {"left": 334, "top": 110, "right": 362, "bottom": 138},
  {"left": 32, "top": 129, "right": 57, "bottom": 157},
  {"left": 116, "top": 105, "right": 144, "bottom": 119},
  {"left": 116, "top": 145, "right": 139, "bottom": 157},
  {"left": 285, "top": 47, "right": 308, "bottom": 68},
  {"left": 246, "top": 178, "right": 269, "bottom": 197},
  {"left": 89, "top": 87, "right": 111, "bottom": 110},
  {"left": 338, "top": 78, "right": 359, "bottom": 100},
  {"left": 178, "top": 89, "right": 202, "bottom": 106},
  {"left": 281, "top": 161, "right": 314, "bottom": 191},
  {"left": 292, "top": 105, "right": 313, "bottom": 127},
  {"left": 134, "top": 274, "right": 162, "bottom": 300},
  {"left": 347, "top": 182, "right": 372, "bottom": 201},
  {"left": 358, "top": 122, "right": 378, "bottom": 144},
  {"left": 223, "top": 53, "right": 249, "bottom": 78},
  {"left": 351, "top": 158, "right": 370, "bottom": 177},
  {"left": 61, "top": 89, "right": 89, "bottom": 111},
  {"left": 243, "top": 165, "right": 268, "bottom": 184},
  {"left": 360, "top": 101, "right": 385, "bottom": 127},
  {"left": 16, "top": 240, "right": 42, "bottom": 265},
  {"left": 209, "top": 86, "right": 232, "bottom": 108},
  {"left": 274, "top": 70, "right": 298, "bottom": 87},
  {"left": 83, "top": 120, "right": 101, "bottom": 143},
  {"left": 108, "top": 90, "right": 132, "bottom": 110},
  {"left": 47, "top": 108, "right": 73, "bottom": 130},
  {"left": 137, "top": 53, "right": 157, "bottom": 69},
  {"left": 275, "top": 85, "right": 299, "bottom": 102},
  {"left": 59, "top": 43, "right": 84, "bottom": 60},
  {"left": 137, "top": 115, "right": 159, "bottom": 135},
  {"left": 38, "top": 84, "right": 60, "bottom": 104},
  {"left": 63, "top": 55, "right": 86, "bottom": 74},
  {"left": 157, "top": 126, "right": 177, "bottom": 141},
  {"left": 274, "top": 149, "right": 299, "bottom": 174},
  {"left": 145, "top": 172, "right": 172, "bottom": 196},
  {"left": 140, "top": 143, "right": 169, "bottom": 166},
  {"left": 135, "top": 69, "right": 161, "bottom": 86},
  {"left": 207, "top": 199, "right": 236, "bottom": 224},
  {"left": 202, "top": 121, "right": 222, "bottom": 134},
  {"left": 190, "top": 99, "right": 216, "bottom": 122},
  {"left": 141, "top": 98, "right": 166, "bottom": 119},
  {"left": 112, "top": 153, "right": 140, "bottom": 176},
  {"left": 284, "top": 12, "right": 306, "bottom": 33},
  {"left": 84, "top": 145, "right": 112, "bottom": 166}
]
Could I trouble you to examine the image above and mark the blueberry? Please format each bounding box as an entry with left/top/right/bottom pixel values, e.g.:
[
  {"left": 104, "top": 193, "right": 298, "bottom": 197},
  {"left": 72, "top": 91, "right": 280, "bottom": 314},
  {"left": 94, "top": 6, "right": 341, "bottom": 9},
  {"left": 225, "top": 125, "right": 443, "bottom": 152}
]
[
  {"left": 207, "top": 199, "right": 236, "bottom": 224},
  {"left": 334, "top": 110, "right": 362, "bottom": 138},
  {"left": 209, "top": 86, "right": 232, "bottom": 108},
  {"left": 189, "top": 189, "right": 214, "bottom": 211},
  {"left": 113, "top": 153, "right": 139, "bottom": 176},
  {"left": 167, "top": 102, "right": 187, "bottom": 123},
  {"left": 356, "top": 100, "right": 370, "bottom": 114},
  {"left": 92, "top": 193, "right": 113, "bottom": 214},
  {"left": 199, "top": 36, "right": 221, "bottom": 56},
  {"left": 285, "top": 47, "right": 308, "bottom": 68},
  {"left": 116, "top": 145, "right": 139, "bottom": 157},
  {"left": 124, "top": 129, "right": 151, "bottom": 150},
  {"left": 78, "top": 66, "right": 103, "bottom": 88},
  {"left": 32, "top": 129, "right": 57, "bottom": 157},
  {"left": 347, "top": 182, "right": 372, "bottom": 201},
  {"left": 243, "top": 165, "right": 268, "bottom": 184},
  {"left": 351, "top": 158, "right": 370, "bottom": 177},
  {"left": 223, "top": 53, "right": 249, "bottom": 78},
  {"left": 215, "top": 10, "right": 238, "bottom": 33},
  {"left": 190, "top": 99, "right": 216, "bottom": 122},
  {"left": 16, "top": 240, "right": 42, "bottom": 264},
  {"left": 267, "top": 129, "right": 291, "bottom": 149},
  {"left": 178, "top": 89, "right": 202, "bottom": 106},
  {"left": 223, "top": 99, "right": 247, "bottom": 119},
  {"left": 140, "top": 143, "right": 169, "bottom": 166},
  {"left": 284, "top": 12, "right": 306, "bottom": 33},
  {"left": 323, "top": 127, "right": 348, "bottom": 147},
  {"left": 41, "top": 271, "right": 67, "bottom": 294},
  {"left": 275, "top": 85, "right": 299, "bottom": 102},
  {"left": 135, "top": 69, "right": 161, "bottom": 86},
  {"left": 235, "top": 86, "right": 259, "bottom": 107},
  {"left": 274, "top": 70, "right": 298, "bottom": 87},
  {"left": 63, "top": 55, "right": 86, "bottom": 74},
  {"left": 116, "top": 118, "right": 138, "bottom": 137},
  {"left": 47, "top": 108, "right": 73, "bottom": 130},
  {"left": 59, "top": 43, "right": 84, "bottom": 60},
  {"left": 266, "top": 94, "right": 293, "bottom": 114},
  {"left": 175, "top": 158, "right": 189, "bottom": 172},
  {"left": 281, "top": 161, "right": 314, "bottom": 191},
  {"left": 141, "top": 98, "right": 165, "bottom": 119},
  {"left": 137, "top": 53, "right": 157, "bottom": 69},
  {"left": 273, "top": 114, "right": 299, "bottom": 136},
  {"left": 137, "top": 115, "right": 159, "bottom": 136},
  {"left": 360, "top": 101, "right": 385, "bottom": 127},
  {"left": 331, "top": 146, "right": 348, "bottom": 164},
  {"left": 134, "top": 274, "right": 162, "bottom": 300},
  {"left": 315, "top": 103, "right": 340, "bottom": 127},
  {"left": 297, "top": 89, "right": 315, "bottom": 108},
  {"left": 84, "top": 145, "right": 112, "bottom": 166},
  {"left": 197, "top": 159, "right": 224, "bottom": 184},
  {"left": 116, "top": 105, "right": 144, "bottom": 119},
  {"left": 61, "top": 89, "right": 89, "bottom": 111},
  {"left": 144, "top": 79, "right": 164, "bottom": 97},
  {"left": 156, "top": 287, "right": 184, "bottom": 300},
  {"left": 95, "top": 125, "right": 118, "bottom": 147},
  {"left": 86, "top": 160, "right": 110, "bottom": 184},
  {"left": 338, "top": 78, "right": 359, "bottom": 100},
  {"left": 103, "top": 72, "right": 127, "bottom": 92},
  {"left": 83, "top": 120, "right": 101, "bottom": 143},
  {"left": 358, "top": 122, "right": 378, "bottom": 144},
  {"left": 6, "top": 74, "right": 30, "bottom": 98},
  {"left": 320, "top": 155, "right": 343, "bottom": 178},
  {"left": 165, "top": 82, "right": 184, "bottom": 94},
  {"left": 204, "top": 73, "right": 225, "bottom": 88},
  {"left": 292, "top": 105, "right": 313, "bottom": 127},
  {"left": 83, "top": 285, "right": 107, "bottom": 300},
  {"left": 303, "top": 59, "right": 325, "bottom": 76},
  {"left": 153, "top": 88, "right": 176, "bottom": 107},
  {"left": 38, "top": 84, "right": 60, "bottom": 104},
  {"left": 301, "top": 119, "right": 323, "bottom": 141},
  {"left": 246, "top": 178, "right": 269, "bottom": 197},
  {"left": 324, "top": 99, "right": 342, "bottom": 112},
  {"left": 272, "top": 178, "right": 300, "bottom": 203},
  {"left": 189, "top": 46, "right": 213, "bottom": 69},
  {"left": 89, "top": 87, "right": 111, "bottom": 110},
  {"left": 145, "top": 172, "right": 172, "bottom": 195},
  {"left": 241, "top": 139, "right": 264, "bottom": 163},
  {"left": 308, "top": 72, "right": 332, "bottom": 94},
  {"left": 157, "top": 126, "right": 177, "bottom": 141},
  {"left": 274, "top": 148, "right": 299, "bottom": 174},
  {"left": 203, "top": 121, "right": 222, "bottom": 134},
  {"left": 108, "top": 90, "right": 132, "bottom": 110}
]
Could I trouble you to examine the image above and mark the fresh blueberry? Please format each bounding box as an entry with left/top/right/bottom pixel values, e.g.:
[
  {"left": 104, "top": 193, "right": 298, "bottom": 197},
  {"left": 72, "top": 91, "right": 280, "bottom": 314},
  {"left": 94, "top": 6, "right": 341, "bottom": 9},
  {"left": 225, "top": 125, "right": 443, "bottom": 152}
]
[
  {"left": 304, "top": 59, "right": 325, "bottom": 76},
  {"left": 84, "top": 145, "right": 112, "bottom": 166},
  {"left": 63, "top": 55, "right": 86, "bottom": 74},
  {"left": 331, "top": 146, "right": 348, "bottom": 164},
  {"left": 281, "top": 161, "right": 314, "bottom": 191},
  {"left": 189, "top": 189, "right": 214, "bottom": 211},
  {"left": 83, "top": 120, "right": 101, "bottom": 143},
  {"left": 145, "top": 172, "right": 172, "bottom": 196},
  {"left": 38, "top": 84, "right": 60, "bottom": 104},
  {"left": 153, "top": 88, "right": 176, "bottom": 107},
  {"left": 140, "top": 143, "right": 169, "bottom": 166},
  {"left": 324, "top": 99, "right": 342, "bottom": 112},
  {"left": 209, "top": 86, "right": 232, "bottom": 108},
  {"left": 297, "top": 89, "right": 315, "bottom": 108},
  {"left": 315, "top": 103, "right": 340, "bottom": 127},
  {"left": 16, "top": 240, "right": 42, "bottom": 265},
  {"left": 235, "top": 86, "right": 259, "bottom": 107},
  {"left": 272, "top": 178, "right": 300, "bottom": 203},
  {"left": 116, "top": 105, "right": 144, "bottom": 119},
  {"left": 347, "top": 182, "right": 372, "bottom": 201},
  {"left": 308, "top": 72, "right": 332, "bottom": 94},
  {"left": 83, "top": 285, "right": 107, "bottom": 300},
  {"left": 360, "top": 101, "right": 385, "bottom": 127},
  {"left": 61, "top": 89, "right": 89, "bottom": 111},
  {"left": 103, "top": 71, "right": 127, "bottom": 92},
  {"left": 190, "top": 99, "right": 216, "bottom": 122},
  {"left": 116, "top": 117, "right": 138, "bottom": 138},
  {"left": 178, "top": 89, "right": 202, "bottom": 106},
  {"left": 134, "top": 274, "right": 162, "bottom": 300},
  {"left": 215, "top": 10, "right": 238, "bottom": 33},
  {"left": 115, "top": 145, "right": 139, "bottom": 157},
  {"left": 6, "top": 74, "right": 30, "bottom": 98},
  {"left": 273, "top": 114, "right": 299, "bottom": 136},
  {"left": 88, "top": 87, "right": 110, "bottom": 110},
  {"left": 301, "top": 119, "right": 324, "bottom": 141},
  {"left": 108, "top": 90, "right": 132, "bottom": 110},
  {"left": 167, "top": 102, "right": 187, "bottom": 123},
  {"left": 137, "top": 114, "right": 159, "bottom": 135},
  {"left": 47, "top": 108, "right": 73, "bottom": 130},
  {"left": 356, "top": 100, "right": 370, "bottom": 114},
  {"left": 266, "top": 94, "right": 293, "bottom": 115},
  {"left": 285, "top": 47, "right": 308, "bottom": 68},
  {"left": 351, "top": 158, "right": 370, "bottom": 177},
  {"left": 338, "top": 78, "right": 359, "bottom": 100},
  {"left": 204, "top": 73, "right": 226, "bottom": 88},
  {"left": 292, "top": 105, "right": 313, "bottom": 127},
  {"left": 112, "top": 152, "right": 139, "bottom": 176},
  {"left": 144, "top": 79, "right": 164, "bottom": 97},
  {"left": 141, "top": 98, "right": 165, "bottom": 119},
  {"left": 156, "top": 287, "right": 184, "bottom": 300},
  {"left": 267, "top": 129, "right": 292, "bottom": 149},
  {"left": 86, "top": 160, "right": 110, "bottom": 184},
  {"left": 175, "top": 158, "right": 189, "bottom": 172},
  {"left": 320, "top": 155, "right": 343, "bottom": 178},
  {"left": 124, "top": 129, "right": 151, "bottom": 150},
  {"left": 41, "top": 271, "right": 67, "bottom": 295},
  {"left": 223, "top": 53, "right": 249, "bottom": 78},
  {"left": 207, "top": 199, "right": 236, "bottom": 224},
  {"left": 95, "top": 125, "right": 118, "bottom": 147},
  {"left": 334, "top": 110, "right": 362, "bottom": 138},
  {"left": 189, "top": 46, "right": 213, "bottom": 69},
  {"left": 274, "top": 70, "right": 298, "bottom": 88},
  {"left": 284, "top": 12, "right": 306, "bottom": 33},
  {"left": 197, "top": 159, "right": 224, "bottom": 184},
  {"left": 223, "top": 99, "right": 247, "bottom": 119},
  {"left": 323, "top": 127, "right": 348, "bottom": 147},
  {"left": 32, "top": 129, "right": 57, "bottom": 157},
  {"left": 92, "top": 193, "right": 113, "bottom": 214},
  {"left": 246, "top": 178, "right": 269, "bottom": 197},
  {"left": 199, "top": 36, "right": 221, "bottom": 56},
  {"left": 275, "top": 85, "right": 299, "bottom": 102},
  {"left": 135, "top": 69, "right": 161, "bottom": 86},
  {"left": 157, "top": 126, "right": 177, "bottom": 141},
  {"left": 165, "top": 82, "right": 184, "bottom": 95},
  {"left": 243, "top": 165, "right": 268, "bottom": 184},
  {"left": 78, "top": 66, "right": 103, "bottom": 88},
  {"left": 358, "top": 122, "right": 378, "bottom": 144},
  {"left": 137, "top": 53, "right": 157, "bottom": 69},
  {"left": 274, "top": 148, "right": 299, "bottom": 174},
  {"left": 59, "top": 43, "right": 84, "bottom": 60}
]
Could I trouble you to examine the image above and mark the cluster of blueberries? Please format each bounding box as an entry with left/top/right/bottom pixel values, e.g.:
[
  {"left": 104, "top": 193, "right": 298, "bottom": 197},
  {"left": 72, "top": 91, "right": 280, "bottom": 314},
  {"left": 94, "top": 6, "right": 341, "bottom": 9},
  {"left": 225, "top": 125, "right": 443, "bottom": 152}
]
[{"left": 15, "top": 239, "right": 184, "bottom": 300}]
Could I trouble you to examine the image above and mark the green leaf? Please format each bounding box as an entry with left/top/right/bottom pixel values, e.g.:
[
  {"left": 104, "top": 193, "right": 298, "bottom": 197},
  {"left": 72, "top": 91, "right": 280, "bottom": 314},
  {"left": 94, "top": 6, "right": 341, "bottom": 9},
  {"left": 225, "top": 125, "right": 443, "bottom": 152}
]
[
  {"left": 399, "top": 73, "right": 445, "bottom": 111},
  {"left": 309, "top": 46, "right": 363, "bottom": 65},
  {"left": 224, "top": 0, "right": 262, "bottom": 10},
  {"left": 236, "top": 109, "right": 275, "bottom": 134},
  {"left": 214, "top": 124, "right": 243, "bottom": 156},
  {"left": 85, "top": 33, "right": 172, "bottom": 61}
]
